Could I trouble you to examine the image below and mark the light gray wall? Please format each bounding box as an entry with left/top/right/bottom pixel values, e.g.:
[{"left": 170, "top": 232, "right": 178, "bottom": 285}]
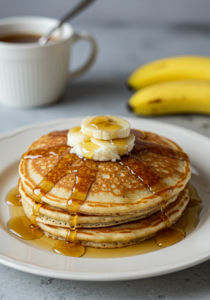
[{"left": 0, "top": 0, "right": 210, "bottom": 24}]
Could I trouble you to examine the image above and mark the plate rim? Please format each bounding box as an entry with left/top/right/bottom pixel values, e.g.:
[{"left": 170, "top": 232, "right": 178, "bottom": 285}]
[
  {"left": 0, "top": 250, "right": 210, "bottom": 281},
  {"left": 0, "top": 116, "right": 210, "bottom": 281}
]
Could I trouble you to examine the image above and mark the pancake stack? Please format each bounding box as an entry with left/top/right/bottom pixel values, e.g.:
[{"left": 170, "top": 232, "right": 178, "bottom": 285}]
[{"left": 18, "top": 122, "right": 191, "bottom": 249}]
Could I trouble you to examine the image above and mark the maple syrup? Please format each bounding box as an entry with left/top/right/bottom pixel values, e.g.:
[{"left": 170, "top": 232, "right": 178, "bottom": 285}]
[
  {"left": 6, "top": 186, "right": 22, "bottom": 206},
  {"left": 119, "top": 153, "right": 173, "bottom": 235},
  {"left": 175, "top": 196, "right": 202, "bottom": 233},
  {"left": 90, "top": 116, "right": 122, "bottom": 131},
  {"left": 111, "top": 139, "right": 127, "bottom": 155},
  {"left": 33, "top": 203, "right": 43, "bottom": 216},
  {"left": 7, "top": 190, "right": 202, "bottom": 258},
  {"left": 53, "top": 241, "right": 85, "bottom": 257},
  {"left": 132, "top": 134, "right": 189, "bottom": 161},
  {"left": 8, "top": 216, "right": 43, "bottom": 240},
  {"left": 23, "top": 144, "right": 69, "bottom": 160},
  {"left": 155, "top": 183, "right": 202, "bottom": 248},
  {"left": 69, "top": 126, "right": 101, "bottom": 160},
  {"left": 160, "top": 206, "right": 173, "bottom": 228},
  {"left": 155, "top": 228, "right": 185, "bottom": 247},
  {"left": 119, "top": 155, "right": 172, "bottom": 201},
  {"left": 80, "top": 141, "right": 100, "bottom": 159},
  {"left": 6, "top": 128, "right": 199, "bottom": 258},
  {"left": 129, "top": 129, "right": 188, "bottom": 198},
  {"left": 31, "top": 151, "right": 76, "bottom": 202},
  {"left": 49, "top": 130, "right": 69, "bottom": 137},
  {"left": 22, "top": 134, "right": 98, "bottom": 256},
  {"left": 188, "top": 183, "right": 201, "bottom": 207},
  {"left": 129, "top": 129, "right": 189, "bottom": 230},
  {"left": 130, "top": 129, "right": 146, "bottom": 139},
  {"left": 66, "top": 159, "right": 98, "bottom": 254}
]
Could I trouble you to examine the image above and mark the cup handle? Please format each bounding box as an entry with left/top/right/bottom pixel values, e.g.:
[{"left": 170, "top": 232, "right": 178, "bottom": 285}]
[{"left": 68, "top": 32, "right": 97, "bottom": 80}]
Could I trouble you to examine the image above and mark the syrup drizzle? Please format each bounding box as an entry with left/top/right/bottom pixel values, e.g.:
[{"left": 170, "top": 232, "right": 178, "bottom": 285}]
[
  {"left": 49, "top": 130, "right": 69, "bottom": 137},
  {"left": 6, "top": 186, "right": 22, "bottom": 206},
  {"left": 22, "top": 133, "right": 98, "bottom": 256},
  {"left": 188, "top": 183, "right": 201, "bottom": 207},
  {"left": 23, "top": 145, "right": 69, "bottom": 160},
  {"left": 7, "top": 190, "right": 201, "bottom": 258},
  {"left": 66, "top": 160, "right": 98, "bottom": 245},
  {"left": 80, "top": 141, "right": 100, "bottom": 160},
  {"left": 33, "top": 203, "right": 43, "bottom": 216},
  {"left": 125, "top": 129, "right": 189, "bottom": 231},
  {"left": 119, "top": 154, "right": 174, "bottom": 228},
  {"left": 8, "top": 216, "right": 44, "bottom": 240},
  {"left": 31, "top": 151, "right": 77, "bottom": 202},
  {"left": 130, "top": 129, "right": 146, "bottom": 139},
  {"left": 119, "top": 155, "right": 172, "bottom": 200},
  {"left": 155, "top": 184, "right": 202, "bottom": 247},
  {"left": 6, "top": 183, "right": 201, "bottom": 256},
  {"left": 7, "top": 128, "right": 192, "bottom": 256},
  {"left": 111, "top": 139, "right": 127, "bottom": 155},
  {"left": 90, "top": 116, "right": 122, "bottom": 131},
  {"left": 53, "top": 240, "right": 85, "bottom": 257},
  {"left": 6, "top": 183, "right": 44, "bottom": 239},
  {"left": 155, "top": 228, "right": 185, "bottom": 247},
  {"left": 130, "top": 129, "right": 189, "bottom": 161}
]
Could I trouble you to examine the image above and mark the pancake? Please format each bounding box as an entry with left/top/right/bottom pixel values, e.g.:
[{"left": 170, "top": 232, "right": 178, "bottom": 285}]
[
  {"left": 13, "top": 126, "right": 192, "bottom": 253},
  {"left": 23, "top": 187, "right": 189, "bottom": 248},
  {"left": 19, "top": 130, "right": 191, "bottom": 215},
  {"left": 20, "top": 180, "right": 178, "bottom": 228}
]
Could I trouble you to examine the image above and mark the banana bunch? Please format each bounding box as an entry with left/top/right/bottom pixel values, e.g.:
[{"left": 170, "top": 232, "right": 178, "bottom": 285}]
[{"left": 127, "top": 56, "right": 210, "bottom": 116}]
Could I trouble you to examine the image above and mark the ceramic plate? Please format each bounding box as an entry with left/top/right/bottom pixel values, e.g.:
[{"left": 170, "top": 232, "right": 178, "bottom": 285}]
[{"left": 0, "top": 117, "right": 210, "bottom": 281}]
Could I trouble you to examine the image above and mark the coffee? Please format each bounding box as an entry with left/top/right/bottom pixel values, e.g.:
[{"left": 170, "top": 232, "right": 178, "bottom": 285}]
[
  {"left": 0, "top": 17, "right": 97, "bottom": 108},
  {"left": 0, "top": 33, "right": 55, "bottom": 44}
]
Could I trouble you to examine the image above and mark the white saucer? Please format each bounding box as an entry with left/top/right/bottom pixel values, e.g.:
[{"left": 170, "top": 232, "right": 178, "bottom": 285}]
[{"left": 0, "top": 117, "right": 210, "bottom": 281}]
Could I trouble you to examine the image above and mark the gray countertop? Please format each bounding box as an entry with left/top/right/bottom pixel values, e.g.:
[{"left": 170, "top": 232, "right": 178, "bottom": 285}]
[{"left": 0, "top": 22, "right": 210, "bottom": 299}]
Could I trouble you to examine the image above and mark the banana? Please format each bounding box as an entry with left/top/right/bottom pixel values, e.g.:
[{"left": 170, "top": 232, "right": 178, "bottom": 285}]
[
  {"left": 128, "top": 80, "right": 210, "bottom": 116},
  {"left": 91, "top": 134, "right": 135, "bottom": 156},
  {"left": 128, "top": 56, "right": 210, "bottom": 90},
  {"left": 67, "top": 126, "right": 90, "bottom": 147},
  {"left": 81, "top": 115, "right": 130, "bottom": 140},
  {"left": 70, "top": 134, "right": 135, "bottom": 161},
  {"left": 68, "top": 116, "right": 135, "bottom": 161}
]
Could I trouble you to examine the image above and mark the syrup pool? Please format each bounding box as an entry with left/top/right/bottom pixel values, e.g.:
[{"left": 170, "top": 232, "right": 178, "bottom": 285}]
[{"left": 7, "top": 183, "right": 202, "bottom": 258}]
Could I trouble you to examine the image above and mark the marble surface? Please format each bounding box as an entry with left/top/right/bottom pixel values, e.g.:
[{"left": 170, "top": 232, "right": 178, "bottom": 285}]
[{"left": 0, "top": 22, "right": 210, "bottom": 299}]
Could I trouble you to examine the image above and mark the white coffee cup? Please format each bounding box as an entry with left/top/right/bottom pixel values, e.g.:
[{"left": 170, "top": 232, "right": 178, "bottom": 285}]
[{"left": 0, "top": 17, "right": 97, "bottom": 108}]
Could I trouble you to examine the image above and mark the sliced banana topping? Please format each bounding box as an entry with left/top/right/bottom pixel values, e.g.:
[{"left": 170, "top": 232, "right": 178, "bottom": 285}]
[
  {"left": 67, "top": 126, "right": 90, "bottom": 147},
  {"left": 70, "top": 134, "right": 135, "bottom": 161},
  {"left": 67, "top": 116, "right": 135, "bottom": 161},
  {"left": 81, "top": 115, "right": 131, "bottom": 140},
  {"left": 70, "top": 140, "right": 119, "bottom": 161},
  {"left": 91, "top": 134, "right": 135, "bottom": 156}
]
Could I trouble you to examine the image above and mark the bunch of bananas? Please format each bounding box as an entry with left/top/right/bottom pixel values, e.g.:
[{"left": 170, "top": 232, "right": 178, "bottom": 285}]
[{"left": 127, "top": 56, "right": 210, "bottom": 116}]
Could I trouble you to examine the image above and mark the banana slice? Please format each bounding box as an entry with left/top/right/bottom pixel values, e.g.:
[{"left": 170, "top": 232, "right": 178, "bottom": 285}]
[
  {"left": 81, "top": 115, "right": 131, "bottom": 140},
  {"left": 70, "top": 134, "right": 135, "bottom": 161},
  {"left": 67, "top": 126, "right": 90, "bottom": 147}
]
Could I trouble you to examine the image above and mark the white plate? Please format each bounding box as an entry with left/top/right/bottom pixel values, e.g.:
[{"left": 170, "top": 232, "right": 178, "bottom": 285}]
[{"left": 0, "top": 117, "right": 210, "bottom": 281}]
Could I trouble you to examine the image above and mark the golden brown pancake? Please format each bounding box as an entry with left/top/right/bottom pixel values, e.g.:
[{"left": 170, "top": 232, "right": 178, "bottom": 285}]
[
  {"left": 19, "top": 130, "right": 190, "bottom": 215},
  {"left": 23, "top": 188, "right": 189, "bottom": 248},
  {"left": 20, "top": 180, "right": 178, "bottom": 228}
]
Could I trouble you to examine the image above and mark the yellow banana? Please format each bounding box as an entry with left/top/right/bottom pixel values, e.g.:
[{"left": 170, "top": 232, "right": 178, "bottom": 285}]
[
  {"left": 127, "top": 56, "right": 210, "bottom": 90},
  {"left": 128, "top": 80, "right": 210, "bottom": 116}
]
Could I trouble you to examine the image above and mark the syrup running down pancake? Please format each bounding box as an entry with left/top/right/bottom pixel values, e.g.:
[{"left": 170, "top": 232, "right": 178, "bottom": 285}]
[
  {"left": 22, "top": 187, "right": 189, "bottom": 248},
  {"left": 19, "top": 130, "right": 190, "bottom": 215},
  {"left": 7, "top": 117, "right": 192, "bottom": 256}
]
